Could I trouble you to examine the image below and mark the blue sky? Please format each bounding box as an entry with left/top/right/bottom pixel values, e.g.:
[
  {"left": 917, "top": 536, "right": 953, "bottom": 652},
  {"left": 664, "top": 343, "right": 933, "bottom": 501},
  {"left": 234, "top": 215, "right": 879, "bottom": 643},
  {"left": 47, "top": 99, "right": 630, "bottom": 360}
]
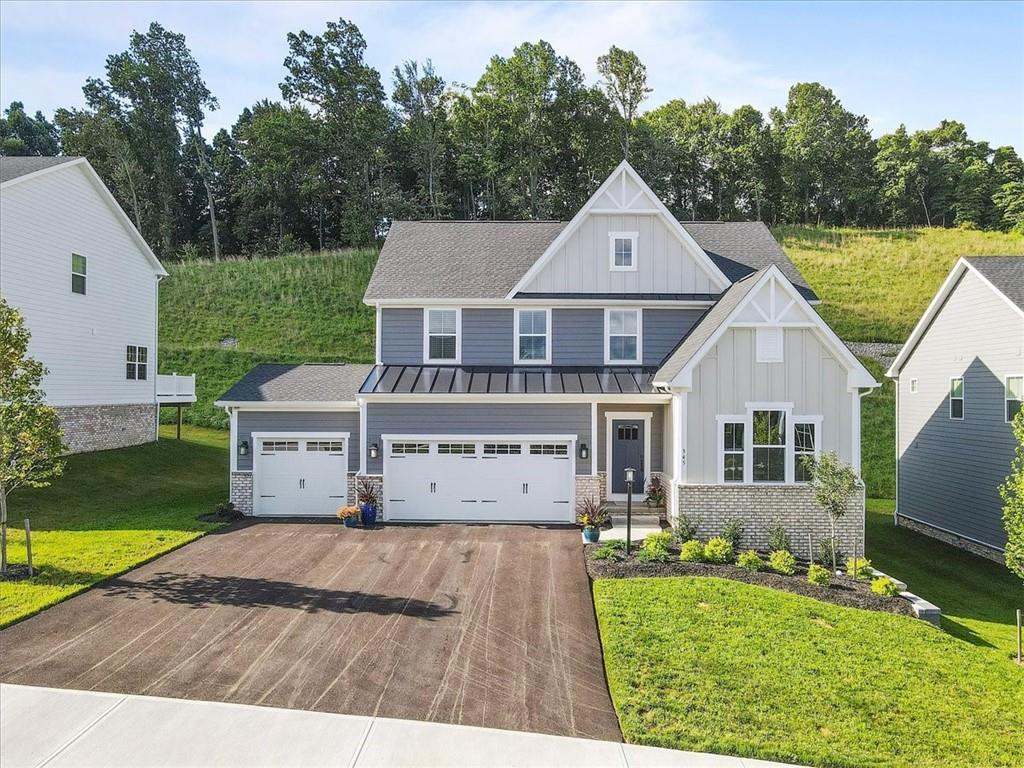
[{"left": 1, "top": 0, "right": 1021, "bottom": 148}]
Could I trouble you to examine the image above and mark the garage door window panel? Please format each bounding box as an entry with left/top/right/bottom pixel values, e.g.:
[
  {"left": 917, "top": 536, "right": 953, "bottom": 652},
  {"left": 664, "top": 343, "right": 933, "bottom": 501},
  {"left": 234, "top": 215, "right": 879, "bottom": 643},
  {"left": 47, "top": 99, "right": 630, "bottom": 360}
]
[
  {"left": 392, "top": 442, "right": 430, "bottom": 455},
  {"left": 307, "top": 440, "right": 344, "bottom": 453},
  {"left": 262, "top": 440, "right": 299, "bottom": 453}
]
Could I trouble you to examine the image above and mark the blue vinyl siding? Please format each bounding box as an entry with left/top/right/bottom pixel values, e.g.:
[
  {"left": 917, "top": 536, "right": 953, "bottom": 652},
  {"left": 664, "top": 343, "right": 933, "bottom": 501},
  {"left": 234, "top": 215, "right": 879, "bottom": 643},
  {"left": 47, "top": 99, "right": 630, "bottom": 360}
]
[
  {"left": 236, "top": 410, "right": 361, "bottom": 472},
  {"left": 551, "top": 309, "right": 604, "bottom": 365},
  {"left": 463, "top": 308, "right": 513, "bottom": 365},
  {"left": 380, "top": 308, "right": 422, "bottom": 364},
  {"left": 643, "top": 309, "right": 705, "bottom": 366}
]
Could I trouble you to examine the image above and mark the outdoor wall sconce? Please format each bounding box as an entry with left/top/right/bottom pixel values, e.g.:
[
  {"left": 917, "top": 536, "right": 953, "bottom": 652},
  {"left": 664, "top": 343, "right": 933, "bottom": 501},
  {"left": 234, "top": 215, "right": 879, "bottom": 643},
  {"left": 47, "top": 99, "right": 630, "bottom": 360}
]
[
  {"left": 238, "top": 440, "right": 249, "bottom": 456},
  {"left": 369, "top": 443, "right": 379, "bottom": 459},
  {"left": 579, "top": 442, "right": 589, "bottom": 460}
]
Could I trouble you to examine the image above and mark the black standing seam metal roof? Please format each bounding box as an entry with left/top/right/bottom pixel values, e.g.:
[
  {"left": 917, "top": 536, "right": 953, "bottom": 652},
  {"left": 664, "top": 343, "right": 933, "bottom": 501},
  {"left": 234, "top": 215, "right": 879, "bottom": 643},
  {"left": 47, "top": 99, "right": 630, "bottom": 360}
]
[{"left": 359, "top": 366, "right": 664, "bottom": 395}]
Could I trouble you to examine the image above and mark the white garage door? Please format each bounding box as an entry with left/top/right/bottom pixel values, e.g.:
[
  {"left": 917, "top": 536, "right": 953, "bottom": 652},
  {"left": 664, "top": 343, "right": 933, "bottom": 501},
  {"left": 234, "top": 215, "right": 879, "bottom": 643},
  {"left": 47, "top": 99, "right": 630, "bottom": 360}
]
[
  {"left": 384, "top": 438, "right": 575, "bottom": 522},
  {"left": 253, "top": 436, "right": 348, "bottom": 516}
]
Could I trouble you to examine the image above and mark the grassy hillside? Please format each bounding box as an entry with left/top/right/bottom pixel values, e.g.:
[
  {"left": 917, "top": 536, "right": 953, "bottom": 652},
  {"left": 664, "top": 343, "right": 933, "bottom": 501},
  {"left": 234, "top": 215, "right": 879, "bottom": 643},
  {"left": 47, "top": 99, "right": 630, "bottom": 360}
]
[
  {"left": 159, "top": 249, "right": 377, "bottom": 427},
  {"left": 775, "top": 226, "right": 1024, "bottom": 342}
]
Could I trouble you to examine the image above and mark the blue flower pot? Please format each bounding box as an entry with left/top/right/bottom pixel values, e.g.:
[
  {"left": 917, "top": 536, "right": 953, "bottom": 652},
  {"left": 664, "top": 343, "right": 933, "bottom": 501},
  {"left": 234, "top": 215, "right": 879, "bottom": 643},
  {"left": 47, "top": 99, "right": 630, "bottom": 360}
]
[
  {"left": 582, "top": 527, "right": 601, "bottom": 544},
  {"left": 360, "top": 503, "right": 378, "bottom": 528},
  {"left": 343, "top": 516, "right": 359, "bottom": 528}
]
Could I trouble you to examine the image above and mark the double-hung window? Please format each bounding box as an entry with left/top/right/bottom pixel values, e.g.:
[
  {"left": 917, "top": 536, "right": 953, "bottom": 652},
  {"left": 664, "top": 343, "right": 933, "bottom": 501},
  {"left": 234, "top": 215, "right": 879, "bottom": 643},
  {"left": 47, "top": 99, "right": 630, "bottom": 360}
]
[
  {"left": 1006, "top": 376, "right": 1023, "bottom": 423},
  {"left": 126, "top": 345, "right": 148, "bottom": 380},
  {"left": 425, "top": 309, "right": 459, "bottom": 363},
  {"left": 609, "top": 231, "right": 637, "bottom": 271},
  {"left": 722, "top": 422, "right": 744, "bottom": 483},
  {"left": 794, "top": 423, "right": 817, "bottom": 482},
  {"left": 606, "top": 309, "right": 641, "bottom": 364},
  {"left": 515, "top": 309, "right": 550, "bottom": 364},
  {"left": 71, "top": 254, "right": 87, "bottom": 295},
  {"left": 751, "top": 410, "right": 786, "bottom": 483},
  {"left": 949, "top": 377, "right": 964, "bottom": 419}
]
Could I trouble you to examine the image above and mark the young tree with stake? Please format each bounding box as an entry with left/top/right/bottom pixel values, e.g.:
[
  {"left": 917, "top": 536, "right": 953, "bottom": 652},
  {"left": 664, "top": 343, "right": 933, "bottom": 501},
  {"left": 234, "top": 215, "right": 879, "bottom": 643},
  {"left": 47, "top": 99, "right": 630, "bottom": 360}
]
[
  {"left": 0, "top": 299, "right": 65, "bottom": 573},
  {"left": 805, "top": 451, "right": 858, "bottom": 571}
]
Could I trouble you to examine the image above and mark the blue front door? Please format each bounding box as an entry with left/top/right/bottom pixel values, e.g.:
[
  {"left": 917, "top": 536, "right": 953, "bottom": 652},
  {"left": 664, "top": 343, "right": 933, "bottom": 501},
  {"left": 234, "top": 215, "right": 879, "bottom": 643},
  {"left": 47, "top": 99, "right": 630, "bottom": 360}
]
[{"left": 611, "top": 419, "right": 645, "bottom": 496}]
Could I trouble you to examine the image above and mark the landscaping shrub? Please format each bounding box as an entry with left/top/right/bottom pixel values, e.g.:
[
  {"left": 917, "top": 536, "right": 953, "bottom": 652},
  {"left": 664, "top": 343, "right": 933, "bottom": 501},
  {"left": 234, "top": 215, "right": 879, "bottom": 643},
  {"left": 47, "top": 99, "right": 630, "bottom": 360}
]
[
  {"left": 846, "top": 557, "right": 874, "bottom": 579},
  {"left": 768, "top": 549, "right": 797, "bottom": 575},
  {"left": 679, "top": 539, "right": 704, "bottom": 562},
  {"left": 576, "top": 496, "right": 609, "bottom": 529},
  {"left": 637, "top": 532, "right": 672, "bottom": 562},
  {"left": 818, "top": 537, "right": 846, "bottom": 570},
  {"left": 736, "top": 550, "right": 763, "bottom": 572},
  {"left": 592, "top": 539, "right": 626, "bottom": 560},
  {"left": 703, "top": 537, "right": 734, "bottom": 564},
  {"left": 722, "top": 518, "right": 745, "bottom": 551},
  {"left": 767, "top": 519, "right": 791, "bottom": 553},
  {"left": 871, "top": 576, "right": 902, "bottom": 597},
  {"left": 674, "top": 512, "right": 701, "bottom": 543},
  {"left": 807, "top": 563, "right": 832, "bottom": 586}
]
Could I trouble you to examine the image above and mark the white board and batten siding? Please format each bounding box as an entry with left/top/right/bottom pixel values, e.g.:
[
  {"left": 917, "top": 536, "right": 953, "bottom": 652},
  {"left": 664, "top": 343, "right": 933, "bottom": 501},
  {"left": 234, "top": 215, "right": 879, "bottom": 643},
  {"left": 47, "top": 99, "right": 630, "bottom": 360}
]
[
  {"left": 897, "top": 268, "right": 1024, "bottom": 549},
  {"left": 0, "top": 162, "right": 161, "bottom": 407},
  {"left": 521, "top": 213, "right": 720, "bottom": 295},
  {"left": 686, "top": 328, "right": 855, "bottom": 483}
]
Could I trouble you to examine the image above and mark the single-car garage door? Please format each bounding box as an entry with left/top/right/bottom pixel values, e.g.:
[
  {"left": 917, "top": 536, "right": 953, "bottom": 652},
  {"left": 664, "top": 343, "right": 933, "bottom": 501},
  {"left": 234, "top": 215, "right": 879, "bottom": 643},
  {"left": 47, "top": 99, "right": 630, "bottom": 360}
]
[
  {"left": 253, "top": 434, "right": 348, "bottom": 516},
  {"left": 384, "top": 437, "right": 575, "bottom": 522}
]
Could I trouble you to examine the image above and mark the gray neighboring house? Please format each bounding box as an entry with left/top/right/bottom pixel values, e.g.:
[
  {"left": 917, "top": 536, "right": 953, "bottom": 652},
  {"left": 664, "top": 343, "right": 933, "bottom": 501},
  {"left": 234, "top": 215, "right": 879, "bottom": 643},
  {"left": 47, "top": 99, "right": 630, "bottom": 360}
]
[
  {"left": 217, "top": 161, "right": 877, "bottom": 551},
  {"left": 888, "top": 256, "right": 1024, "bottom": 561}
]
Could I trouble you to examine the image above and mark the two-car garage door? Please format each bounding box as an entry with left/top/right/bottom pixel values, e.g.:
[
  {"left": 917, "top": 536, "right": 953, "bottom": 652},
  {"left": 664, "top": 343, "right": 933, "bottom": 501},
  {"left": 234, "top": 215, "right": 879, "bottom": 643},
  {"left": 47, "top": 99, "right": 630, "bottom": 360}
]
[{"left": 384, "top": 438, "right": 575, "bottom": 523}]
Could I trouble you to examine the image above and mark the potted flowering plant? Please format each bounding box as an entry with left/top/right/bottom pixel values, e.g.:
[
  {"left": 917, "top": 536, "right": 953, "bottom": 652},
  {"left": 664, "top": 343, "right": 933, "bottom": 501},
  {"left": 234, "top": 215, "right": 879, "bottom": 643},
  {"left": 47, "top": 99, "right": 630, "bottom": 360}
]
[
  {"left": 644, "top": 475, "right": 666, "bottom": 508},
  {"left": 576, "top": 497, "right": 609, "bottom": 543},
  {"left": 357, "top": 477, "right": 380, "bottom": 528},
  {"left": 336, "top": 505, "right": 360, "bottom": 528}
]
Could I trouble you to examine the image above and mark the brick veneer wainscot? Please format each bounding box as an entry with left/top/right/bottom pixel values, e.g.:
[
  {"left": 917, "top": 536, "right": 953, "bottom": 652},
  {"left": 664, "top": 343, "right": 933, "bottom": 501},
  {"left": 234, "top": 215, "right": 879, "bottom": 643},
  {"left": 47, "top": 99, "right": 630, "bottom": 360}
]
[
  {"left": 54, "top": 403, "right": 156, "bottom": 453},
  {"left": 229, "top": 472, "right": 253, "bottom": 515},
  {"left": 677, "top": 483, "right": 866, "bottom": 556}
]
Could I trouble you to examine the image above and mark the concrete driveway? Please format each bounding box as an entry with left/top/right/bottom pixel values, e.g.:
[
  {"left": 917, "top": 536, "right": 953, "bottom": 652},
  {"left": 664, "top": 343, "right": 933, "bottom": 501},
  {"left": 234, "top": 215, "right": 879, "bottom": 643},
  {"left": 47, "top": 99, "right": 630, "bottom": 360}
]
[{"left": 0, "top": 522, "right": 621, "bottom": 742}]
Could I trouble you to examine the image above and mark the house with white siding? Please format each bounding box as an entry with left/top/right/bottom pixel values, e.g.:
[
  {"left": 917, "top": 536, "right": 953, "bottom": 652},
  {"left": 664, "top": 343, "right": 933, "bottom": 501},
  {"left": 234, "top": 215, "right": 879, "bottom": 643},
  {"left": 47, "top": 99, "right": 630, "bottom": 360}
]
[
  {"left": 0, "top": 156, "right": 195, "bottom": 453},
  {"left": 888, "top": 256, "right": 1024, "bottom": 561},
  {"left": 217, "top": 161, "right": 878, "bottom": 551}
]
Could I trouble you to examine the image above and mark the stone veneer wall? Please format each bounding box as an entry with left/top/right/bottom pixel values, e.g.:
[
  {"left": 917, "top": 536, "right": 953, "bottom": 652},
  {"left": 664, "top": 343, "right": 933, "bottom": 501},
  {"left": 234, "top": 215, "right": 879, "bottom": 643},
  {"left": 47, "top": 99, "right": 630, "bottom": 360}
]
[
  {"left": 352, "top": 475, "right": 383, "bottom": 511},
  {"left": 55, "top": 403, "right": 156, "bottom": 454},
  {"left": 677, "top": 483, "right": 866, "bottom": 555},
  {"left": 896, "top": 514, "right": 1004, "bottom": 564},
  {"left": 575, "top": 475, "right": 604, "bottom": 508},
  {"left": 230, "top": 472, "right": 253, "bottom": 515}
]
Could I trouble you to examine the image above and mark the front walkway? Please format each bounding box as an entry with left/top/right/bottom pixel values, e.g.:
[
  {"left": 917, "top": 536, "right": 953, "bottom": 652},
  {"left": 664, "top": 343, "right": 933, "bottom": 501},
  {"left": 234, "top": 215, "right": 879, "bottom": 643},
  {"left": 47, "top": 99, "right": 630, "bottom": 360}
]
[{"left": 1, "top": 684, "right": 802, "bottom": 768}]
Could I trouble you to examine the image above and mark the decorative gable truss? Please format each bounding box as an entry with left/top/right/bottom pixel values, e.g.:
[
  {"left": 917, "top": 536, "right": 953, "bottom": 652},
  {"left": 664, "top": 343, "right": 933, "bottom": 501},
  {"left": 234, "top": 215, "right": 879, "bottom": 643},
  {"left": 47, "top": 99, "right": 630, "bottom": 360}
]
[
  {"left": 507, "top": 161, "right": 732, "bottom": 297},
  {"left": 657, "top": 266, "right": 879, "bottom": 392}
]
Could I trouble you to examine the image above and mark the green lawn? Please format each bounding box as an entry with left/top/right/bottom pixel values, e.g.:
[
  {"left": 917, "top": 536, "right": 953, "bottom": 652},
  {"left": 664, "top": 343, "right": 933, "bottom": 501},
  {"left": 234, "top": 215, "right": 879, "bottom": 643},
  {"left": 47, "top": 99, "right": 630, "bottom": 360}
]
[
  {"left": 0, "top": 425, "right": 227, "bottom": 628},
  {"left": 159, "top": 249, "right": 377, "bottom": 428},
  {"left": 774, "top": 225, "right": 1024, "bottom": 343},
  {"left": 594, "top": 576, "right": 1024, "bottom": 768},
  {"left": 860, "top": 358, "right": 894, "bottom": 500},
  {"left": 866, "top": 498, "right": 1024, "bottom": 658}
]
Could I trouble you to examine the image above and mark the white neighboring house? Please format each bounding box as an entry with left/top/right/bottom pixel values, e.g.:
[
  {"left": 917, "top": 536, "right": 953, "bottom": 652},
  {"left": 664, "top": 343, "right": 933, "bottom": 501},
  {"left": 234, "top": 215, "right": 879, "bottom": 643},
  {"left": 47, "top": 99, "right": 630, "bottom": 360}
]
[{"left": 0, "top": 155, "right": 195, "bottom": 453}]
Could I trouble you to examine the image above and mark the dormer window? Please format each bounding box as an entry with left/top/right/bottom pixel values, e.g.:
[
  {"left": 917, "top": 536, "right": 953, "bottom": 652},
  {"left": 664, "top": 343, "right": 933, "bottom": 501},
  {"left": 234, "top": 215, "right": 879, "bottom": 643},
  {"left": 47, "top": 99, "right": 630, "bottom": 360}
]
[{"left": 609, "top": 232, "right": 638, "bottom": 271}]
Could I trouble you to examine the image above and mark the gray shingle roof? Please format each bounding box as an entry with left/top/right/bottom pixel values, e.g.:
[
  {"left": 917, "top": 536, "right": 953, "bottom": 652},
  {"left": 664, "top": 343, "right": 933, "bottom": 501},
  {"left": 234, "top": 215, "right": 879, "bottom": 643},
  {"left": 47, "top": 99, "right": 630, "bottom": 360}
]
[
  {"left": 364, "top": 221, "right": 567, "bottom": 301},
  {"left": 965, "top": 256, "right": 1024, "bottom": 311},
  {"left": 654, "top": 268, "right": 767, "bottom": 382},
  {"left": 217, "top": 363, "right": 375, "bottom": 403},
  {"left": 364, "top": 219, "right": 815, "bottom": 302},
  {"left": 0, "top": 156, "right": 81, "bottom": 184}
]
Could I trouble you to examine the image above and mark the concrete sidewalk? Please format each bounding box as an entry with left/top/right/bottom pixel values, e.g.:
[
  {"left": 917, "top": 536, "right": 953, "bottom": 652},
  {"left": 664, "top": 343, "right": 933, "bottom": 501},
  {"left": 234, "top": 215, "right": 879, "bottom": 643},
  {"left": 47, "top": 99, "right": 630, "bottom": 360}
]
[{"left": 1, "top": 684, "right": 800, "bottom": 768}]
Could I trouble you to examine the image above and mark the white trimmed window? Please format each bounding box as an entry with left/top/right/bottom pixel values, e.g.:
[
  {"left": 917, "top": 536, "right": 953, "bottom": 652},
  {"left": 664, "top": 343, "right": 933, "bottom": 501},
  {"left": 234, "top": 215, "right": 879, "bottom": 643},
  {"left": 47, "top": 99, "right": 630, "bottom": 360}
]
[
  {"left": 424, "top": 308, "right": 460, "bottom": 363},
  {"left": 1006, "top": 376, "right": 1023, "bottom": 423},
  {"left": 949, "top": 377, "right": 964, "bottom": 420},
  {"left": 515, "top": 308, "right": 550, "bottom": 364},
  {"left": 605, "top": 309, "right": 641, "bottom": 364},
  {"left": 909, "top": 378, "right": 918, "bottom": 394},
  {"left": 752, "top": 410, "right": 786, "bottom": 483},
  {"left": 71, "top": 253, "right": 87, "bottom": 295},
  {"left": 608, "top": 231, "right": 638, "bottom": 271},
  {"left": 722, "top": 422, "right": 744, "bottom": 483},
  {"left": 126, "top": 345, "right": 148, "bottom": 380},
  {"left": 794, "top": 423, "right": 817, "bottom": 482}
]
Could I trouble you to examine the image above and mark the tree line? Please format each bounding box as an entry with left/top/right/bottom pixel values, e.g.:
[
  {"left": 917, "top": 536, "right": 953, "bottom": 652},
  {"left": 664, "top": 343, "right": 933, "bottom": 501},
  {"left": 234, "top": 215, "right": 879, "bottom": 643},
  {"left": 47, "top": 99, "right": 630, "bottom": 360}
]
[{"left": 1, "top": 18, "right": 1021, "bottom": 261}]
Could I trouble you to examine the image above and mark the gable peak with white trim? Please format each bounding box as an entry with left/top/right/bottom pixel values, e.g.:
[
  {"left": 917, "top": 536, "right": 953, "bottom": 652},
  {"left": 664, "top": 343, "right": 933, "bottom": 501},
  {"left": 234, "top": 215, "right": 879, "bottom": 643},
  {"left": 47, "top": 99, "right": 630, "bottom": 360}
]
[{"left": 510, "top": 161, "right": 731, "bottom": 297}]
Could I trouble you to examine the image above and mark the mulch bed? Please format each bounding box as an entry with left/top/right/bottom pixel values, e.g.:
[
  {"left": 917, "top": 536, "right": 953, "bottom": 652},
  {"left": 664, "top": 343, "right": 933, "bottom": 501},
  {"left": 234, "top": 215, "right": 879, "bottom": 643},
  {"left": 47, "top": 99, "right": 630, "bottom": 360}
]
[
  {"left": 0, "top": 564, "right": 33, "bottom": 582},
  {"left": 585, "top": 545, "right": 915, "bottom": 617}
]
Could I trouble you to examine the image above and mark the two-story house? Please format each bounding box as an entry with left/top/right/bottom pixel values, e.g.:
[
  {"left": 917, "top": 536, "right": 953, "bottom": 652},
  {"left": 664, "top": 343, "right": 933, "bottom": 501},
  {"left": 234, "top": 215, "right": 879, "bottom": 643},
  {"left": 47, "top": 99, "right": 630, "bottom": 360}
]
[
  {"left": 218, "top": 162, "right": 877, "bottom": 551},
  {"left": 0, "top": 156, "right": 195, "bottom": 453},
  {"left": 888, "top": 256, "right": 1024, "bottom": 562}
]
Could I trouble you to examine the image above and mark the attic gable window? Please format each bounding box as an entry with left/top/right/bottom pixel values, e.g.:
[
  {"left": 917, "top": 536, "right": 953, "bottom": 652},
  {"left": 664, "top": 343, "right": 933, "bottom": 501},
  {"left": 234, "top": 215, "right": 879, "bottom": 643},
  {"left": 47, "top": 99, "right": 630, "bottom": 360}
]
[
  {"left": 71, "top": 254, "right": 87, "bottom": 294},
  {"left": 608, "top": 231, "right": 638, "bottom": 272}
]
